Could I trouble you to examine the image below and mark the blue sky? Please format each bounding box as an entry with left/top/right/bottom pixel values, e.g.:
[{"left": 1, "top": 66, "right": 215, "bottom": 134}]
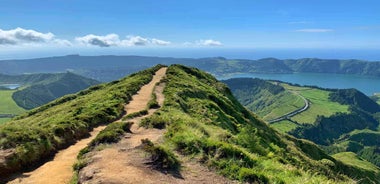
[{"left": 0, "top": 0, "right": 379, "bottom": 59}]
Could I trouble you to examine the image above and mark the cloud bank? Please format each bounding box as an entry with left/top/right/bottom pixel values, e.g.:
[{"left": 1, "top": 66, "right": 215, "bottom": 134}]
[
  {"left": 0, "top": 27, "right": 70, "bottom": 46},
  {"left": 0, "top": 27, "right": 222, "bottom": 48},
  {"left": 75, "top": 34, "right": 171, "bottom": 47}
]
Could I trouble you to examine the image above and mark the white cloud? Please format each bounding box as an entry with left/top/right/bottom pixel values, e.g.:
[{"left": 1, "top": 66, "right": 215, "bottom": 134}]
[
  {"left": 151, "top": 38, "right": 171, "bottom": 46},
  {"left": 75, "top": 34, "right": 120, "bottom": 47},
  {"left": 0, "top": 27, "right": 69, "bottom": 46},
  {"left": 196, "top": 39, "right": 223, "bottom": 46},
  {"left": 121, "top": 36, "right": 149, "bottom": 46},
  {"left": 296, "top": 29, "right": 333, "bottom": 33},
  {"left": 76, "top": 34, "right": 171, "bottom": 47},
  {"left": 0, "top": 28, "right": 171, "bottom": 48}
]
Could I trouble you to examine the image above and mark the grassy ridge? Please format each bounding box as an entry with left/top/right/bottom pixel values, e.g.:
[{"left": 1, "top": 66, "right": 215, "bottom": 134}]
[
  {"left": 140, "top": 65, "right": 379, "bottom": 183},
  {"left": 0, "top": 65, "right": 163, "bottom": 177}
]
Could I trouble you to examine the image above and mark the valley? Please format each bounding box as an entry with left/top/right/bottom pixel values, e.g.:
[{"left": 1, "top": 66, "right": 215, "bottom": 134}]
[
  {"left": 225, "top": 77, "right": 380, "bottom": 176},
  {"left": 0, "top": 72, "right": 99, "bottom": 124},
  {"left": 1, "top": 65, "right": 379, "bottom": 183}
]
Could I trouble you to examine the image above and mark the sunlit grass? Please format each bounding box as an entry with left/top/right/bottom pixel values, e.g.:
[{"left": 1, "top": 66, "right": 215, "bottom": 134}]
[
  {"left": 333, "top": 152, "right": 380, "bottom": 172},
  {"left": 0, "top": 90, "right": 26, "bottom": 114},
  {"left": 281, "top": 84, "right": 349, "bottom": 124},
  {"left": 270, "top": 120, "right": 299, "bottom": 133}
]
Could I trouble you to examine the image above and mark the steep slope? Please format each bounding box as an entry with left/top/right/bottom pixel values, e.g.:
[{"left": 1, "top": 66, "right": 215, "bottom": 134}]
[
  {"left": 225, "top": 78, "right": 380, "bottom": 171},
  {"left": 0, "top": 65, "right": 163, "bottom": 181},
  {"left": 222, "top": 78, "right": 304, "bottom": 121},
  {"left": 75, "top": 65, "right": 379, "bottom": 183},
  {"left": 12, "top": 72, "right": 100, "bottom": 109},
  {"left": 7, "top": 67, "right": 168, "bottom": 184}
]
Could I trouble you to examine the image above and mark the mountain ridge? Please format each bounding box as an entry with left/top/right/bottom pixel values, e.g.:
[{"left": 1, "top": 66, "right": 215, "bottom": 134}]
[{"left": 1, "top": 55, "right": 380, "bottom": 82}]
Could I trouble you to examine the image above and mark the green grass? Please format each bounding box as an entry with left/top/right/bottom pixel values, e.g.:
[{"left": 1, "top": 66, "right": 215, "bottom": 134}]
[
  {"left": 0, "top": 90, "right": 26, "bottom": 114},
  {"left": 0, "top": 118, "right": 11, "bottom": 124},
  {"left": 0, "top": 65, "right": 164, "bottom": 177},
  {"left": 281, "top": 84, "right": 349, "bottom": 124},
  {"left": 270, "top": 120, "right": 299, "bottom": 133},
  {"left": 138, "top": 65, "right": 377, "bottom": 183},
  {"left": 250, "top": 90, "right": 304, "bottom": 120},
  {"left": 333, "top": 152, "right": 380, "bottom": 172}
]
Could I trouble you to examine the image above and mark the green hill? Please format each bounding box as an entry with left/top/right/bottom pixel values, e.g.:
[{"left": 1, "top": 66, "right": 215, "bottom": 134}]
[
  {"left": 12, "top": 72, "right": 100, "bottom": 109},
  {"left": 0, "top": 65, "right": 162, "bottom": 178},
  {"left": 79, "top": 65, "right": 378, "bottom": 183},
  {"left": 222, "top": 78, "right": 305, "bottom": 121},
  {"left": 1, "top": 65, "right": 379, "bottom": 183},
  {"left": 224, "top": 77, "right": 380, "bottom": 171}
]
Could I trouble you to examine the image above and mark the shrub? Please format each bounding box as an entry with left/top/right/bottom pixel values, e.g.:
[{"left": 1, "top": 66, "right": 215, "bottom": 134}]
[{"left": 141, "top": 138, "right": 180, "bottom": 170}]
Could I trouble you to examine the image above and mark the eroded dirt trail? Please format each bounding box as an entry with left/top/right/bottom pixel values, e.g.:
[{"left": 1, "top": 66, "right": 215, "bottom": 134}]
[
  {"left": 78, "top": 67, "right": 235, "bottom": 184},
  {"left": 8, "top": 67, "right": 167, "bottom": 184}
]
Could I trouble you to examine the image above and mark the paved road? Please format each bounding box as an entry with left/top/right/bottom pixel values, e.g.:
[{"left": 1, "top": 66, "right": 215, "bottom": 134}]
[{"left": 267, "top": 92, "right": 309, "bottom": 124}]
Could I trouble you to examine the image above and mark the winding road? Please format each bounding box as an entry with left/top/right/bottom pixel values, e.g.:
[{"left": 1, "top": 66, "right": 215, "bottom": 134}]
[{"left": 267, "top": 91, "right": 309, "bottom": 124}]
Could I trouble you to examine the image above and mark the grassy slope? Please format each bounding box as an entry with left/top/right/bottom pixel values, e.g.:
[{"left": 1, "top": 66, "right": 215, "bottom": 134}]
[
  {"left": 281, "top": 84, "right": 349, "bottom": 124},
  {"left": 249, "top": 90, "right": 304, "bottom": 120},
  {"left": 12, "top": 72, "right": 100, "bottom": 110},
  {"left": 140, "top": 65, "right": 378, "bottom": 183},
  {"left": 0, "top": 118, "right": 11, "bottom": 124},
  {"left": 223, "top": 78, "right": 304, "bottom": 121},
  {"left": 0, "top": 90, "right": 26, "bottom": 114},
  {"left": 271, "top": 120, "right": 298, "bottom": 133},
  {"left": 333, "top": 152, "right": 380, "bottom": 173},
  {"left": 0, "top": 65, "right": 163, "bottom": 177}
]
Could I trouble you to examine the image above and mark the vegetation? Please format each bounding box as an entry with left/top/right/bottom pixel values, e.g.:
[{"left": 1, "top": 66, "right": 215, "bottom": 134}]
[
  {"left": 122, "top": 109, "right": 149, "bottom": 120},
  {"left": 333, "top": 152, "right": 380, "bottom": 174},
  {"left": 141, "top": 138, "right": 180, "bottom": 170},
  {"left": 223, "top": 78, "right": 304, "bottom": 120},
  {"left": 0, "top": 90, "right": 26, "bottom": 115},
  {"left": 271, "top": 120, "right": 299, "bottom": 133},
  {"left": 281, "top": 83, "right": 349, "bottom": 124},
  {"left": 147, "top": 92, "right": 160, "bottom": 109},
  {"left": 0, "top": 65, "right": 163, "bottom": 177},
  {"left": 330, "top": 89, "right": 380, "bottom": 113},
  {"left": 224, "top": 76, "right": 380, "bottom": 172},
  {"left": 139, "top": 65, "right": 379, "bottom": 183},
  {"left": 12, "top": 72, "right": 100, "bottom": 109}
]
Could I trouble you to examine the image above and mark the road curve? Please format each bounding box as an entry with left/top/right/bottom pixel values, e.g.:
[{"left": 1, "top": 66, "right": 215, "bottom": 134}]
[{"left": 267, "top": 92, "right": 309, "bottom": 124}]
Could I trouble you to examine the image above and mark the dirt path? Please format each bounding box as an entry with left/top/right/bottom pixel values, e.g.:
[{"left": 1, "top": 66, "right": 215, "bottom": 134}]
[
  {"left": 7, "top": 67, "right": 167, "bottom": 184},
  {"left": 78, "top": 67, "right": 235, "bottom": 184}
]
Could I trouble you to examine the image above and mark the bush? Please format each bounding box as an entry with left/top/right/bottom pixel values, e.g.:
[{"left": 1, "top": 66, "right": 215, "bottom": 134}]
[
  {"left": 90, "top": 121, "right": 133, "bottom": 146},
  {"left": 141, "top": 138, "right": 180, "bottom": 170},
  {"left": 122, "top": 110, "right": 148, "bottom": 120},
  {"left": 238, "top": 168, "right": 269, "bottom": 184},
  {"left": 147, "top": 92, "right": 160, "bottom": 109},
  {"left": 140, "top": 114, "right": 167, "bottom": 129}
]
